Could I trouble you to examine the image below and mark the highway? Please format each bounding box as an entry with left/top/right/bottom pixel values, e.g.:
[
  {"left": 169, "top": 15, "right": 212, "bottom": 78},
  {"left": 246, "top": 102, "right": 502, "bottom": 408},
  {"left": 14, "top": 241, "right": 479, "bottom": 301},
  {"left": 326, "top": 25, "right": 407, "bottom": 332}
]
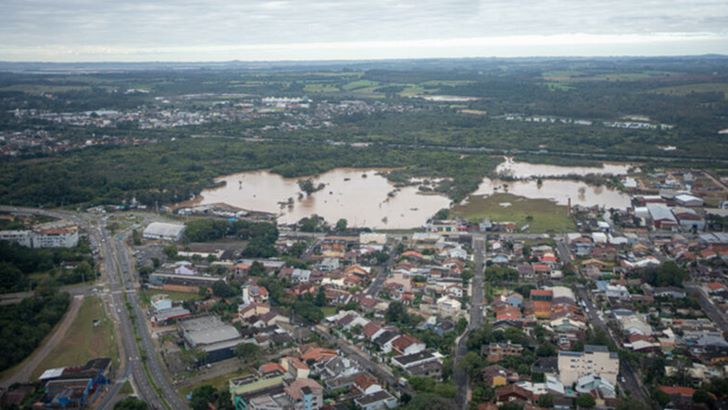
[
  {"left": 97, "top": 223, "right": 188, "bottom": 410},
  {"left": 0, "top": 206, "right": 187, "bottom": 409}
]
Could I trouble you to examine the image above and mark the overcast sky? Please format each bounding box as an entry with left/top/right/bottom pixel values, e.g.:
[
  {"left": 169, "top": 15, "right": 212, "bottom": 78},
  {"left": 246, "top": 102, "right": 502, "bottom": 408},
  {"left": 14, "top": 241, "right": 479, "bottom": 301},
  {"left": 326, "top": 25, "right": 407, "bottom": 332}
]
[{"left": 1, "top": 0, "right": 727, "bottom": 61}]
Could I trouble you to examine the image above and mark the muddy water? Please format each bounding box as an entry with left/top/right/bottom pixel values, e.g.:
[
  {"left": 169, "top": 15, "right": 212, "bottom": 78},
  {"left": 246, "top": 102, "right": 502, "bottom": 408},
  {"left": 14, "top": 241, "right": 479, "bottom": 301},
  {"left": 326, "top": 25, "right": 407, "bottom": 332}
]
[
  {"left": 195, "top": 169, "right": 451, "bottom": 229},
  {"left": 496, "top": 158, "right": 633, "bottom": 178},
  {"left": 470, "top": 178, "right": 631, "bottom": 209},
  {"left": 192, "top": 161, "right": 633, "bottom": 228}
]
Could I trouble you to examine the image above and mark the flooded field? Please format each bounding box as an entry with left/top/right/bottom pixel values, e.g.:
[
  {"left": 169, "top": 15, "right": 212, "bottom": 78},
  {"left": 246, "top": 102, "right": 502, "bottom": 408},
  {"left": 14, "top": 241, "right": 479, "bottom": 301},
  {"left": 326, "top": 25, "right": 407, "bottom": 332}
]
[
  {"left": 470, "top": 178, "right": 631, "bottom": 209},
  {"left": 496, "top": 157, "right": 634, "bottom": 178},
  {"left": 191, "top": 160, "right": 634, "bottom": 228},
  {"left": 195, "top": 168, "right": 451, "bottom": 229}
]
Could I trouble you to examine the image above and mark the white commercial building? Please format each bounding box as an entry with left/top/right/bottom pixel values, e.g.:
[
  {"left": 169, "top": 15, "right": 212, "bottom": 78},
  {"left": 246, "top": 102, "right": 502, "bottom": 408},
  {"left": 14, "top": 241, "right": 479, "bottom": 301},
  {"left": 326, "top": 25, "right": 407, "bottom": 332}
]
[
  {"left": 143, "top": 222, "right": 186, "bottom": 241},
  {"left": 0, "top": 220, "right": 79, "bottom": 248}
]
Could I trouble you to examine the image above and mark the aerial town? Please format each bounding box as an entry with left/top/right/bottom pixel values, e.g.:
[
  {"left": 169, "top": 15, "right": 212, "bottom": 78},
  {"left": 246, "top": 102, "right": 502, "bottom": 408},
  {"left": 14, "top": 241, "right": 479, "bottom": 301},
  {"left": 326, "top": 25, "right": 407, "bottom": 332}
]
[
  {"left": 4, "top": 0, "right": 728, "bottom": 407},
  {"left": 1, "top": 158, "right": 727, "bottom": 410}
]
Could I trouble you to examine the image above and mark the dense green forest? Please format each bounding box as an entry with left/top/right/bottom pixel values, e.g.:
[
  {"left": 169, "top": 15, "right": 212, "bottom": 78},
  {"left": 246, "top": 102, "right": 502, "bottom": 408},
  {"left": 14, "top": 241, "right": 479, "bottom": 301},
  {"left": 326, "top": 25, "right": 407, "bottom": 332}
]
[
  {"left": 0, "top": 239, "right": 96, "bottom": 293},
  {"left": 0, "top": 290, "right": 70, "bottom": 371},
  {"left": 0, "top": 140, "right": 498, "bottom": 207}
]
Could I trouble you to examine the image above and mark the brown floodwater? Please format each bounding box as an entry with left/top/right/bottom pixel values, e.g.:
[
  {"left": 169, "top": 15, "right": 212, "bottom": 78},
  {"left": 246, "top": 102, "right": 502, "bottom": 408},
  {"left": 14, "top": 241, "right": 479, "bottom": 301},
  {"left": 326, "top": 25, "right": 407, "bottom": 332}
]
[
  {"left": 470, "top": 178, "right": 631, "bottom": 209},
  {"left": 195, "top": 168, "right": 452, "bottom": 229},
  {"left": 496, "top": 157, "right": 634, "bottom": 178},
  {"left": 191, "top": 161, "right": 633, "bottom": 228}
]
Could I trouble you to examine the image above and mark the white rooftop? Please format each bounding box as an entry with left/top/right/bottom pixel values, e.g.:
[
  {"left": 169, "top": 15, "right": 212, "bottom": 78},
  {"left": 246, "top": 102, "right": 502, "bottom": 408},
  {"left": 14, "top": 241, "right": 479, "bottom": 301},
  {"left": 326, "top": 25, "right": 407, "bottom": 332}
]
[{"left": 144, "top": 222, "right": 185, "bottom": 237}]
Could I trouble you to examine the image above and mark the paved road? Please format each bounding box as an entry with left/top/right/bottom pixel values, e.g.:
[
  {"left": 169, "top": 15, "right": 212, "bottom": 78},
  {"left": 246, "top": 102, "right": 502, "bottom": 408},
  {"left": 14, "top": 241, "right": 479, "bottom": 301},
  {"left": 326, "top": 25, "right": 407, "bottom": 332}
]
[
  {"left": 97, "top": 225, "right": 188, "bottom": 410},
  {"left": 366, "top": 240, "right": 400, "bottom": 297},
  {"left": 311, "top": 323, "right": 413, "bottom": 397},
  {"left": 686, "top": 285, "right": 728, "bottom": 333},
  {"left": 0, "top": 206, "right": 187, "bottom": 409},
  {"left": 0, "top": 295, "right": 84, "bottom": 389},
  {"left": 454, "top": 234, "right": 486, "bottom": 409},
  {"left": 574, "top": 286, "right": 650, "bottom": 404}
]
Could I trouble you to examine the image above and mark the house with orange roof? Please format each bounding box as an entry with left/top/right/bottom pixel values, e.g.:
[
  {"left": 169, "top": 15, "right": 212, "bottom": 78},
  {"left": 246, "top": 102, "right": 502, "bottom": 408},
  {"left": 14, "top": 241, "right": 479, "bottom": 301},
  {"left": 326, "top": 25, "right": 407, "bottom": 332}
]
[
  {"left": 706, "top": 282, "right": 727, "bottom": 293},
  {"left": 353, "top": 373, "right": 382, "bottom": 395},
  {"left": 391, "top": 334, "right": 426, "bottom": 355},
  {"left": 232, "top": 262, "right": 251, "bottom": 276},
  {"left": 258, "top": 362, "right": 286, "bottom": 378},
  {"left": 532, "top": 301, "right": 553, "bottom": 320},
  {"left": 301, "top": 347, "right": 337, "bottom": 364},
  {"left": 495, "top": 305, "right": 522, "bottom": 322},
  {"left": 362, "top": 321, "right": 384, "bottom": 340},
  {"left": 658, "top": 385, "right": 699, "bottom": 408},
  {"left": 531, "top": 263, "right": 551, "bottom": 275},
  {"left": 539, "top": 253, "right": 558, "bottom": 264},
  {"left": 345, "top": 264, "right": 370, "bottom": 277}
]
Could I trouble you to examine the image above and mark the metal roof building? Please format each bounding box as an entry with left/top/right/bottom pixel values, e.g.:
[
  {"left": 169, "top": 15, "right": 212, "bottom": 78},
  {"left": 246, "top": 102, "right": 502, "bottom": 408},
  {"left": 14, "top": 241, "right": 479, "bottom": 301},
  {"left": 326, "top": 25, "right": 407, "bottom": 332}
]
[
  {"left": 143, "top": 222, "right": 185, "bottom": 241},
  {"left": 179, "top": 315, "right": 244, "bottom": 363}
]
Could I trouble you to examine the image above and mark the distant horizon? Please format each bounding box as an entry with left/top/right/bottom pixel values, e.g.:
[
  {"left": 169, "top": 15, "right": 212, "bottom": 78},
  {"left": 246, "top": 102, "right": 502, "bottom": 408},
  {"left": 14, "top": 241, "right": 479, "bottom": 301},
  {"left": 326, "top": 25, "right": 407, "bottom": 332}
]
[{"left": 1, "top": 52, "right": 728, "bottom": 67}]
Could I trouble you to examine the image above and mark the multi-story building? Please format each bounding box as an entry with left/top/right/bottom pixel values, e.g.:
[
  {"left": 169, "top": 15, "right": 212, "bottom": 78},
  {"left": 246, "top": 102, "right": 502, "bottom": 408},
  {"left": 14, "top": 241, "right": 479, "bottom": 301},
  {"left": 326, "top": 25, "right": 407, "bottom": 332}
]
[
  {"left": 0, "top": 220, "right": 79, "bottom": 248},
  {"left": 558, "top": 345, "right": 619, "bottom": 386},
  {"left": 284, "top": 378, "right": 323, "bottom": 410}
]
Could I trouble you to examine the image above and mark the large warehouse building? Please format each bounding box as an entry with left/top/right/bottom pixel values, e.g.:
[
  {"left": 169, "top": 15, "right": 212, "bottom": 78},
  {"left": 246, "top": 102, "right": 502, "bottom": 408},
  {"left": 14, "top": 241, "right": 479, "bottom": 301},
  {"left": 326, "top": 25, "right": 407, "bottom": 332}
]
[
  {"left": 178, "top": 315, "right": 244, "bottom": 363},
  {"left": 143, "top": 222, "right": 186, "bottom": 241}
]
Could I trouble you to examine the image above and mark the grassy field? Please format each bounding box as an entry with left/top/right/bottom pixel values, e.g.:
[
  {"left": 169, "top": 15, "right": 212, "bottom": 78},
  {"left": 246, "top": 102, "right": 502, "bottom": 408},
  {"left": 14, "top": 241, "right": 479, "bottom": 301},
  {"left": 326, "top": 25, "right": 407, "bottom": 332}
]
[
  {"left": 140, "top": 289, "right": 201, "bottom": 306},
  {"left": 653, "top": 83, "right": 728, "bottom": 99},
  {"left": 321, "top": 306, "right": 337, "bottom": 317},
  {"left": 179, "top": 369, "right": 251, "bottom": 396},
  {"left": 451, "top": 193, "right": 576, "bottom": 233},
  {"left": 399, "top": 84, "right": 426, "bottom": 97},
  {"left": 342, "top": 80, "right": 379, "bottom": 91},
  {"left": 31, "top": 296, "right": 117, "bottom": 379}
]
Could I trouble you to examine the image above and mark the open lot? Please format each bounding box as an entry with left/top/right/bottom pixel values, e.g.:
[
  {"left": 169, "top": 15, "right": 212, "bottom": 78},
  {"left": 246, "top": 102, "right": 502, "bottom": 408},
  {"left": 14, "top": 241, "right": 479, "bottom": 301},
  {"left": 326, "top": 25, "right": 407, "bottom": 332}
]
[
  {"left": 140, "top": 289, "right": 201, "bottom": 306},
  {"left": 452, "top": 193, "right": 576, "bottom": 233},
  {"left": 31, "top": 296, "right": 117, "bottom": 379},
  {"left": 179, "top": 369, "right": 251, "bottom": 396}
]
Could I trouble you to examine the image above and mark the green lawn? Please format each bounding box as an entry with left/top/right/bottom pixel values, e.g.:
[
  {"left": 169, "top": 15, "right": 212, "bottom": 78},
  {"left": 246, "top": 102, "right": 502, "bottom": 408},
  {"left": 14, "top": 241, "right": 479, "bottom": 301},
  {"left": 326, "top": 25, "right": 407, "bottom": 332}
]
[
  {"left": 321, "top": 307, "right": 337, "bottom": 317},
  {"left": 452, "top": 193, "right": 576, "bottom": 233},
  {"left": 179, "top": 369, "right": 251, "bottom": 396},
  {"left": 342, "top": 80, "right": 379, "bottom": 91},
  {"left": 119, "top": 380, "right": 134, "bottom": 395},
  {"left": 31, "top": 296, "right": 117, "bottom": 379},
  {"left": 140, "top": 289, "right": 201, "bottom": 307}
]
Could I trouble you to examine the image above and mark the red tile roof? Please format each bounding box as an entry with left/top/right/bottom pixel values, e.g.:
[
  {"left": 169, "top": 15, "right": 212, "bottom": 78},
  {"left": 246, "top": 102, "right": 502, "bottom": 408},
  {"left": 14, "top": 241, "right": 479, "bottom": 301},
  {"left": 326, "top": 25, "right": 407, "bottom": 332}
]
[
  {"left": 392, "top": 334, "right": 421, "bottom": 352},
  {"left": 659, "top": 385, "right": 696, "bottom": 397}
]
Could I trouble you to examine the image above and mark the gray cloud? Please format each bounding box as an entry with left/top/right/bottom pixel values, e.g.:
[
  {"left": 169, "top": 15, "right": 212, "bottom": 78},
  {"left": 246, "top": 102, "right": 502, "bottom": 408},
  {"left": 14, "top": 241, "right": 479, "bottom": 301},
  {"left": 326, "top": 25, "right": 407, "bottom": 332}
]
[{"left": 0, "top": 0, "right": 726, "bottom": 60}]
